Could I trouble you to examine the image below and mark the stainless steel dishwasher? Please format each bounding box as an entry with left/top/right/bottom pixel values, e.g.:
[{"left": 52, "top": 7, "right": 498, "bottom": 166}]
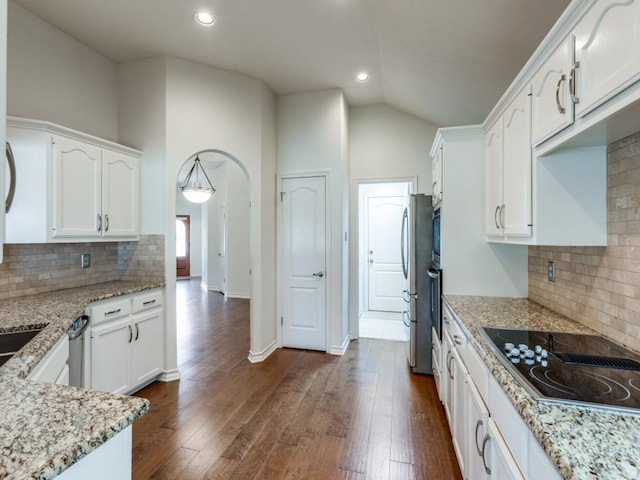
[{"left": 68, "top": 314, "right": 90, "bottom": 388}]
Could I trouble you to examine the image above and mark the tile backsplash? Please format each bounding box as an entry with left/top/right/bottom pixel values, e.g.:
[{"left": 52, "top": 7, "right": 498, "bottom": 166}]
[
  {"left": 0, "top": 234, "right": 165, "bottom": 301},
  {"left": 529, "top": 131, "right": 640, "bottom": 352}
]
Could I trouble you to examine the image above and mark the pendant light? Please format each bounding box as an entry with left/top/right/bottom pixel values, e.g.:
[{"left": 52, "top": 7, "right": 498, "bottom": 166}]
[{"left": 181, "top": 156, "right": 216, "bottom": 203}]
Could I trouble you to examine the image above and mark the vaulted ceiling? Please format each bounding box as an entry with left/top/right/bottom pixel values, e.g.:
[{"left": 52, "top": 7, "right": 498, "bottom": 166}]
[{"left": 11, "top": 0, "right": 570, "bottom": 126}]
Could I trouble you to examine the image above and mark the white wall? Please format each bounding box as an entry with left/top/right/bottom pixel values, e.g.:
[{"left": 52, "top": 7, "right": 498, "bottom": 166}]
[
  {"left": 7, "top": 2, "right": 119, "bottom": 141},
  {"left": 276, "top": 89, "right": 350, "bottom": 354},
  {"left": 163, "top": 57, "right": 277, "bottom": 361},
  {"left": 349, "top": 104, "right": 437, "bottom": 192},
  {"left": 226, "top": 163, "right": 251, "bottom": 298},
  {"left": 348, "top": 104, "right": 439, "bottom": 336}
]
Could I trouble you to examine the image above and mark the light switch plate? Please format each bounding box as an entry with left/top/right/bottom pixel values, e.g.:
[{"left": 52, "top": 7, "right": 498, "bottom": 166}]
[{"left": 81, "top": 253, "right": 91, "bottom": 269}]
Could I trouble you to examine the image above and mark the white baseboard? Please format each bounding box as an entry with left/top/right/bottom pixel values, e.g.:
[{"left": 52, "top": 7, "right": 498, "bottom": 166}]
[
  {"left": 248, "top": 340, "right": 278, "bottom": 363},
  {"left": 158, "top": 369, "right": 180, "bottom": 382},
  {"left": 327, "top": 334, "right": 351, "bottom": 356},
  {"left": 225, "top": 293, "right": 250, "bottom": 299}
]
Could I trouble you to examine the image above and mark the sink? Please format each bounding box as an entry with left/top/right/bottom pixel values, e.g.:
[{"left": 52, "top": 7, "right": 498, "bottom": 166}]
[{"left": 0, "top": 329, "right": 43, "bottom": 367}]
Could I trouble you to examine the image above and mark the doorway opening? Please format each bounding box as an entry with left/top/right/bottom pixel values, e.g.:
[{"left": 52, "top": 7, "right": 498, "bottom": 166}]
[
  {"left": 176, "top": 215, "right": 191, "bottom": 278},
  {"left": 358, "top": 180, "right": 412, "bottom": 341}
]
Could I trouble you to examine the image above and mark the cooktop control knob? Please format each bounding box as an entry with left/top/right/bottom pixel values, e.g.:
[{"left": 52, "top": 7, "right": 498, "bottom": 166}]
[
  {"left": 504, "top": 342, "right": 515, "bottom": 352},
  {"left": 541, "top": 359, "right": 548, "bottom": 367},
  {"left": 509, "top": 348, "right": 520, "bottom": 357},
  {"left": 524, "top": 349, "right": 535, "bottom": 359},
  {"left": 534, "top": 345, "right": 542, "bottom": 354},
  {"left": 518, "top": 344, "right": 529, "bottom": 352},
  {"left": 540, "top": 349, "right": 548, "bottom": 359}
]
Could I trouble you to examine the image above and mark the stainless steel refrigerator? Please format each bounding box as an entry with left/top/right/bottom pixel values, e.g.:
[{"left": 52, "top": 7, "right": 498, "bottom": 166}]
[{"left": 401, "top": 193, "right": 433, "bottom": 374}]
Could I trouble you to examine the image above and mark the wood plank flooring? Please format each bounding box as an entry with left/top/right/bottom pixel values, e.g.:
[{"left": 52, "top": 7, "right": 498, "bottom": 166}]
[{"left": 132, "top": 279, "right": 461, "bottom": 479}]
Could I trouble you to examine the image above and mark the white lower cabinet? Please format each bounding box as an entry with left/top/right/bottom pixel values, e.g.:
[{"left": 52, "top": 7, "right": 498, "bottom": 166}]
[
  {"left": 90, "top": 289, "right": 164, "bottom": 395},
  {"left": 432, "top": 327, "right": 442, "bottom": 402},
  {"left": 467, "top": 380, "right": 490, "bottom": 480},
  {"left": 27, "top": 332, "right": 69, "bottom": 385},
  {"left": 441, "top": 302, "right": 561, "bottom": 480},
  {"left": 485, "top": 418, "right": 525, "bottom": 480}
]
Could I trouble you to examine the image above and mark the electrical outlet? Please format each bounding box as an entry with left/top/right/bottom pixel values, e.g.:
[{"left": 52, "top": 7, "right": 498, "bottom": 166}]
[
  {"left": 81, "top": 253, "right": 91, "bottom": 269},
  {"left": 548, "top": 260, "right": 556, "bottom": 282}
]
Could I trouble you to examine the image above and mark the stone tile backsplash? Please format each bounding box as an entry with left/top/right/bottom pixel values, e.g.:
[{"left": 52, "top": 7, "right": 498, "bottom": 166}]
[
  {"left": 0, "top": 235, "right": 165, "bottom": 301},
  {"left": 529, "top": 131, "right": 640, "bottom": 352}
]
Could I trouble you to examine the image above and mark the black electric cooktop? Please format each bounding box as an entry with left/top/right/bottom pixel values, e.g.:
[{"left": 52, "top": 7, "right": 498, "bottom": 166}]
[{"left": 480, "top": 327, "right": 640, "bottom": 413}]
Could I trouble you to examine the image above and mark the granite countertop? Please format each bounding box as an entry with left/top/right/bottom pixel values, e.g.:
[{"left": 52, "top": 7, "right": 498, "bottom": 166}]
[
  {"left": 0, "top": 281, "right": 163, "bottom": 479},
  {"left": 445, "top": 294, "right": 640, "bottom": 480}
]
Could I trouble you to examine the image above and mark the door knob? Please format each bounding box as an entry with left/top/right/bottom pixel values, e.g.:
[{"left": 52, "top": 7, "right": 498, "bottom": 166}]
[{"left": 312, "top": 272, "right": 324, "bottom": 278}]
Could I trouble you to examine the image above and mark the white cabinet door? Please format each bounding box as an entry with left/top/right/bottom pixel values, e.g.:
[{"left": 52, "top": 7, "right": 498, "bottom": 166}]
[
  {"left": 432, "top": 327, "right": 443, "bottom": 402},
  {"left": 486, "top": 418, "right": 525, "bottom": 480},
  {"left": 531, "top": 36, "right": 575, "bottom": 146},
  {"left": 52, "top": 135, "right": 102, "bottom": 238},
  {"left": 131, "top": 309, "right": 164, "bottom": 387},
  {"left": 442, "top": 332, "right": 453, "bottom": 424},
  {"left": 451, "top": 348, "right": 467, "bottom": 478},
  {"left": 485, "top": 120, "right": 503, "bottom": 237},
  {"left": 467, "top": 379, "right": 490, "bottom": 480},
  {"left": 502, "top": 88, "right": 532, "bottom": 237},
  {"left": 574, "top": 0, "right": 640, "bottom": 117},
  {"left": 432, "top": 143, "right": 443, "bottom": 206},
  {"left": 91, "top": 318, "right": 132, "bottom": 395},
  {"left": 101, "top": 150, "right": 139, "bottom": 238}
]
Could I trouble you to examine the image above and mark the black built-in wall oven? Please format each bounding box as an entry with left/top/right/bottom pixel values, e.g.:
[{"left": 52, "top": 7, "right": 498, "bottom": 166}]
[{"left": 429, "top": 206, "right": 442, "bottom": 340}]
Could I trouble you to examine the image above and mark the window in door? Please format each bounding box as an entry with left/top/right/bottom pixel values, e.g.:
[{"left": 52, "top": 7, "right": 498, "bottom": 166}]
[{"left": 176, "top": 215, "right": 191, "bottom": 278}]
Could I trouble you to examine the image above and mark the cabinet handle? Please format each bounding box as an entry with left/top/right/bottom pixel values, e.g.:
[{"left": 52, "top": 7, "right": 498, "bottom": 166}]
[
  {"left": 494, "top": 205, "right": 500, "bottom": 230},
  {"left": 143, "top": 299, "right": 156, "bottom": 306},
  {"left": 453, "top": 335, "right": 463, "bottom": 346},
  {"left": 5, "top": 142, "right": 16, "bottom": 214},
  {"left": 500, "top": 204, "right": 506, "bottom": 230},
  {"left": 128, "top": 325, "right": 133, "bottom": 343},
  {"left": 481, "top": 434, "right": 491, "bottom": 474},
  {"left": 447, "top": 351, "right": 454, "bottom": 380},
  {"left": 105, "top": 308, "right": 121, "bottom": 316},
  {"left": 555, "top": 74, "right": 566, "bottom": 114},
  {"left": 97, "top": 214, "right": 102, "bottom": 232},
  {"left": 569, "top": 61, "right": 580, "bottom": 105},
  {"left": 475, "top": 420, "right": 484, "bottom": 456},
  {"left": 135, "top": 323, "right": 140, "bottom": 341},
  {"left": 105, "top": 214, "right": 110, "bottom": 232}
]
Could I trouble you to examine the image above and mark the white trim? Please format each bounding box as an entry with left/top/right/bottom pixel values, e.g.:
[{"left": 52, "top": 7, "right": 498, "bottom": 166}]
[
  {"left": 248, "top": 340, "right": 278, "bottom": 363},
  {"left": 225, "top": 293, "right": 250, "bottom": 300},
  {"left": 430, "top": 125, "right": 484, "bottom": 157},
  {"left": 350, "top": 176, "right": 416, "bottom": 343},
  {"left": 277, "top": 171, "right": 331, "bottom": 352},
  {"left": 327, "top": 334, "right": 351, "bottom": 356},
  {"left": 157, "top": 369, "right": 180, "bottom": 382}
]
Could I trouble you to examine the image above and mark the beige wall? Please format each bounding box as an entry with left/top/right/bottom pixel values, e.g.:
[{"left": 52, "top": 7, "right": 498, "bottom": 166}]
[{"left": 529, "top": 131, "right": 640, "bottom": 352}]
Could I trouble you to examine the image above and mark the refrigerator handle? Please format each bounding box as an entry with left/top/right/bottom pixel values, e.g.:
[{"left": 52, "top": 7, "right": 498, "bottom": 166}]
[
  {"left": 427, "top": 268, "right": 440, "bottom": 279},
  {"left": 400, "top": 207, "right": 408, "bottom": 279},
  {"left": 402, "top": 311, "right": 411, "bottom": 327}
]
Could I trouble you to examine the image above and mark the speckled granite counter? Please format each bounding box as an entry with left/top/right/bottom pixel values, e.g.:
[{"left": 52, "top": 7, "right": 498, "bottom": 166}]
[
  {"left": 0, "top": 281, "right": 163, "bottom": 479},
  {"left": 445, "top": 294, "right": 640, "bottom": 480}
]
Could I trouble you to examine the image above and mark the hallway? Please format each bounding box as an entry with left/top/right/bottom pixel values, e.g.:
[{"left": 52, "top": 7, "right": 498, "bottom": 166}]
[{"left": 132, "top": 278, "right": 460, "bottom": 479}]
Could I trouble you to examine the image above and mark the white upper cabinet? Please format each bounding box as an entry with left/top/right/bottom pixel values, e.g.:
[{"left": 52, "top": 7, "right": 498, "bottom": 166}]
[
  {"left": 485, "top": 120, "right": 503, "bottom": 237},
  {"left": 531, "top": 36, "right": 575, "bottom": 146},
  {"left": 52, "top": 135, "right": 102, "bottom": 238},
  {"left": 101, "top": 150, "right": 139, "bottom": 238},
  {"left": 574, "top": 0, "right": 640, "bottom": 118},
  {"left": 502, "top": 89, "right": 532, "bottom": 237},
  {"left": 485, "top": 88, "right": 532, "bottom": 239},
  {"left": 6, "top": 117, "right": 141, "bottom": 243}
]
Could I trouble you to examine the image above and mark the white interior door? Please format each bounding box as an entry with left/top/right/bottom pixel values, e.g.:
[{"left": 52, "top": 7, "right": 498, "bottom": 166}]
[
  {"left": 367, "top": 194, "right": 405, "bottom": 312},
  {"left": 281, "top": 176, "right": 326, "bottom": 351}
]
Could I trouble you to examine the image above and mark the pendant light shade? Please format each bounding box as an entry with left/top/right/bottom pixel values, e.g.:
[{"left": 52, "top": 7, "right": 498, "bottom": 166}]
[{"left": 181, "top": 156, "right": 216, "bottom": 203}]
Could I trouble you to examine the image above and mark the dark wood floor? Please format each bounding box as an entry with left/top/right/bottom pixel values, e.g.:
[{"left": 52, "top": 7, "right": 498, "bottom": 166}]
[{"left": 132, "top": 279, "right": 461, "bottom": 479}]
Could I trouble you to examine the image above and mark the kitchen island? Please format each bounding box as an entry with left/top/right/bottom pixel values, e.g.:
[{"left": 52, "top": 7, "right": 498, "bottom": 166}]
[
  {"left": 0, "top": 281, "right": 162, "bottom": 479},
  {"left": 445, "top": 294, "right": 640, "bottom": 480}
]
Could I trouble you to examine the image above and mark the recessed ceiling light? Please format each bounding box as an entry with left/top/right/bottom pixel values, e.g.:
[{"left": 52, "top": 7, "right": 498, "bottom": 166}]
[
  {"left": 195, "top": 11, "right": 215, "bottom": 26},
  {"left": 355, "top": 72, "right": 369, "bottom": 82}
]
